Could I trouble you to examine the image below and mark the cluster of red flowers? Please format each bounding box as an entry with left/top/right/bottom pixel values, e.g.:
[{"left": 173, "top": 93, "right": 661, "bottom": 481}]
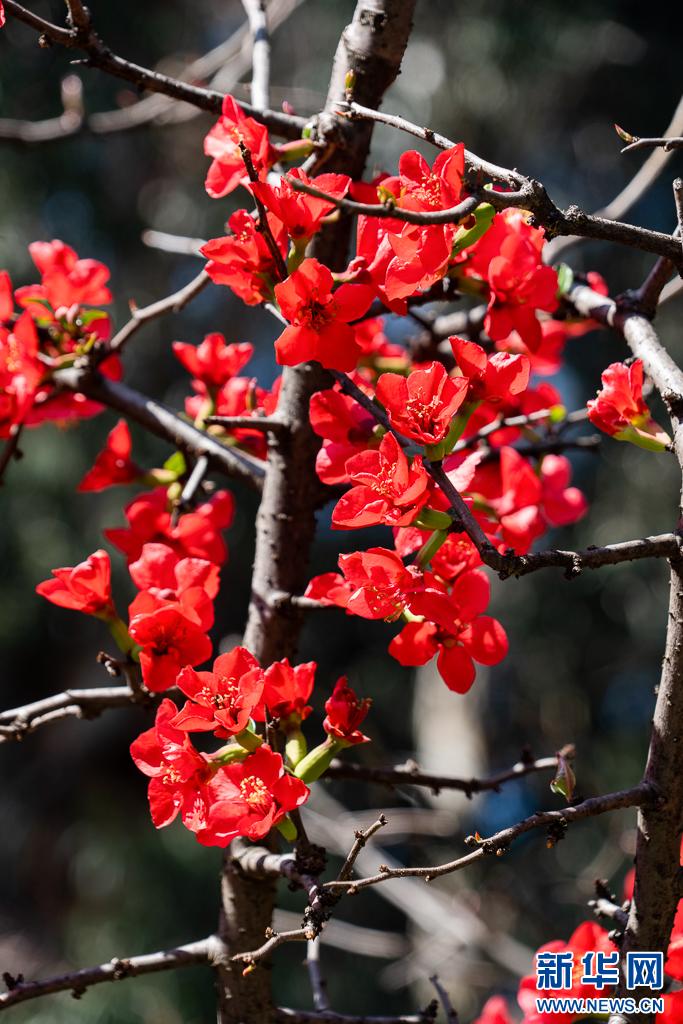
[
  {"left": 0, "top": 240, "right": 120, "bottom": 438},
  {"left": 11, "top": 93, "right": 668, "bottom": 853}
]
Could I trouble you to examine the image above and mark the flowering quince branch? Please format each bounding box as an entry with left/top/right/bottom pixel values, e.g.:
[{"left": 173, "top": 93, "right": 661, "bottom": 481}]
[
  {"left": 321, "top": 783, "right": 656, "bottom": 895},
  {"left": 5, "top": 3, "right": 683, "bottom": 1023},
  {"left": 0, "top": 935, "right": 227, "bottom": 1010}
]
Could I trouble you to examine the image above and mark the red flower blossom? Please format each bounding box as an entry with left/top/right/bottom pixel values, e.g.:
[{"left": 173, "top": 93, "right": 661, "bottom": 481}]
[
  {"left": 473, "top": 997, "right": 513, "bottom": 1024},
  {"left": 16, "top": 239, "right": 112, "bottom": 312},
  {"left": 381, "top": 146, "right": 465, "bottom": 213},
  {"left": 0, "top": 4, "right": 5, "bottom": 29},
  {"left": 332, "top": 431, "right": 431, "bottom": 529},
  {"left": 466, "top": 209, "right": 558, "bottom": 349},
  {"left": 587, "top": 359, "right": 670, "bottom": 451},
  {"left": 36, "top": 549, "right": 115, "bottom": 618},
  {"left": 202, "top": 209, "right": 288, "bottom": 306},
  {"left": 204, "top": 96, "right": 276, "bottom": 199},
  {"left": 310, "top": 384, "right": 378, "bottom": 484},
  {"left": 394, "top": 527, "right": 482, "bottom": 583},
  {"left": 376, "top": 361, "right": 469, "bottom": 445},
  {"left": 254, "top": 658, "right": 317, "bottom": 724},
  {"left": 390, "top": 569, "right": 508, "bottom": 693},
  {"left": 196, "top": 745, "right": 309, "bottom": 847},
  {"left": 172, "top": 334, "right": 254, "bottom": 390},
  {"left": 253, "top": 168, "right": 351, "bottom": 240},
  {"left": 105, "top": 488, "right": 234, "bottom": 565},
  {"left": 518, "top": 921, "right": 616, "bottom": 1024},
  {"left": 304, "top": 571, "right": 355, "bottom": 609},
  {"left": 0, "top": 312, "right": 42, "bottom": 438},
  {"left": 0, "top": 270, "right": 13, "bottom": 321},
  {"left": 335, "top": 547, "right": 423, "bottom": 620},
  {"left": 78, "top": 419, "right": 143, "bottom": 492},
  {"left": 128, "top": 603, "right": 212, "bottom": 693},
  {"left": 450, "top": 337, "right": 530, "bottom": 404},
  {"left": 323, "top": 678, "right": 371, "bottom": 745},
  {"left": 130, "top": 698, "right": 211, "bottom": 830},
  {"left": 274, "top": 258, "right": 374, "bottom": 371},
  {"left": 172, "top": 647, "right": 265, "bottom": 736},
  {"left": 129, "top": 542, "right": 219, "bottom": 631}
]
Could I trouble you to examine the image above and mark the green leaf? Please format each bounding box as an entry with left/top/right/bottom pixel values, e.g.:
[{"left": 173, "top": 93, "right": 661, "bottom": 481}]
[
  {"left": 163, "top": 451, "right": 187, "bottom": 476},
  {"left": 550, "top": 753, "right": 576, "bottom": 802},
  {"left": 556, "top": 263, "right": 574, "bottom": 297},
  {"left": 78, "top": 308, "right": 108, "bottom": 326},
  {"left": 452, "top": 202, "right": 495, "bottom": 256}
]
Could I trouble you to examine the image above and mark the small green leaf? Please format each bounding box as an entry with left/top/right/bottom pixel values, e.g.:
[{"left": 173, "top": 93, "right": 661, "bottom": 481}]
[
  {"left": 452, "top": 202, "right": 495, "bottom": 256},
  {"left": 556, "top": 263, "right": 574, "bottom": 297},
  {"left": 614, "top": 123, "right": 636, "bottom": 144},
  {"left": 550, "top": 753, "right": 576, "bottom": 803},
  {"left": 163, "top": 451, "right": 187, "bottom": 476},
  {"left": 78, "top": 308, "right": 108, "bottom": 326}
]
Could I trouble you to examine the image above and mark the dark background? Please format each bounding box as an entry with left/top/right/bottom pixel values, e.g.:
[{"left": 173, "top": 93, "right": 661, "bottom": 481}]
[{"left": 0, "top": 1, "right": 681, "bottom": 1020}]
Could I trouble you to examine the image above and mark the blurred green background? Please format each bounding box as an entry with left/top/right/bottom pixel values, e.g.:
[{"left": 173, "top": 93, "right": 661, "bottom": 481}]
[{"left": 1, "top": 0, "right": 682, "bottom": 1020}]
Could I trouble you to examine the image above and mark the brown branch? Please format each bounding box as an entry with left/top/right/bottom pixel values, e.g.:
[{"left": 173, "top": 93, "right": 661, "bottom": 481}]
[
  {"left": 0, "top": 936, "right": 225, "bottom": 1010},
  {"left": 322, "top": 783, "right": 656, "bottom": 894},
  {"left": 0, "top": 423, "right": 24, "bottom": 485},
  {"left": 275, "top": 1010, "right": 437, "bottom": 1024},
  {"left": 342, "top": 101, "right": 683, "bottom": 268},
  {"left": 3, "top": 0, "right": 305, "bottom": 139},
  {"left": 337, "top": 815, "right": 388, "bottom": 882},
  {"left": 205, "top": 415, "right": 286, "bottom": 434},
  {"left": 54, "top": 367, "right": 265, "bottom": 489},
  {"left": 305, "top": 938, "right": 330, "bottom": 1014},
  {"left": 285, "top": 173, "right": 480, "bottom": 226},
  {"left": 674, "top": 179, "right": 683, "bottom": 264},
  {"left": 621, "top": 136, "right": 683, "bottom": 155},
  {"left": 429, "top": 977, "right": 458, "bottom": 1024},
  {"left": 106, "top": 269, "right": 211, "bottom": 357},
  {"left": 325, "top": 752, "right": 563, "bottom": 796},
  {"left": 0, "top": 684, "right": 148, "bottom": 743},
  {"left": 240, "top": 142, "right": 288, "bottom": 280}
]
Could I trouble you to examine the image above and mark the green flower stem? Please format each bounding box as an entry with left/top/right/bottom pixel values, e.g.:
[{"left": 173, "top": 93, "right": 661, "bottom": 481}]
[
  {"left": 107, "top": 616, "right": 137, "bottom": 657},
  {"left": 234, "top": 728, "right": 264, "bottom": 753},
  {"left": 294, "top": 738, "right": 343, "bottom": 783},
  {"left": 285, "top": 729, "right": 308, "bottom": 769},
  {"left": 416, "top": 529, "right": 449, "bottom": 569},
  {"left": 276, "top": 815, "right": 298, "bottom": 841},
  {"left": 415, "top": 507, "right": 453, "bottom": 531}
]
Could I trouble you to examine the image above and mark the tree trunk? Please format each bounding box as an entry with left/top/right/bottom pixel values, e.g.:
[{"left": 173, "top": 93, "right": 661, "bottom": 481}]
[{"left": 215, "top": 3, "right": 417, "bottom": 1021}]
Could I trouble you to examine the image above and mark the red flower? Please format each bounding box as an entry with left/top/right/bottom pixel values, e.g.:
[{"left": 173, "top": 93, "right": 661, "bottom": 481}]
[
  {"left": 587, "top": 359, "right": 670, "bottom": 451},
  {"left": 105, "top": 488, "right": 234, "bottom": 565},
  {"left": 539, "top": 455, "right": 588, "bottom": 528},
  {"left": 304, "top": 571, "right": 355, "bottom": 609},
  {"left": 381, "top": 146, "right": 465, "bottom": 212},
  {"left": 16, "top": 239, "right": 111, "bottom": 312},
  {"left": 473, "top": 997, "right": 513, "bottom": 1024},
  {"left": 173, "top": 334, "right": 254, "bottom": 390},
  {"left": 466, "top": 209, "right": 558, "bottom": 349},
  {"left": 336, "top": 547, "right": 423, "bottom": 620},
  {"left": 390, "top": 569, "right": 508, "bottom": 693},
  {"left": 469, "top": 447, "right": 545, "bottom": 554},
  {"left": 0, "top": 4, "right": 5, "bottom": 29},
  {"left": 0, "top": 270, "right": 13, "bottom": 320},
  {"left": 310, "top": 384, "right": 378, "bottom": 485},
  {"left": 78, "top": 419, "right": 143, "bottom": 492},
  {"left": 394, "top": 527, "right": 482, "bottom": 583},
  {"left": 172, "top": 647, "right": 265, "bottom": 736},
  {"left": 202, "top": 209, "right": 288, "bottom": 306},
  {"left": 0, "top": 312, "right": 42, "bottom": 438},
  {"left": 331, "top": 431, "right": 430, "bottom": 529},
  {"left": 323, "top": 678, "right": 371, "bottom": 745},
  {"left": 253, "top": 168, "right": 351, "bottom": 240},
  {"left": 204, "top": 95, "right": 276, "bottom": 199},
  {"left": 375, "top": 361, "right": 469, "bottom": 445},
  {"left": 130, "top": 698, "right": 211, "bottom": 830},
  {"left": 196, "top": 745, "right": 309, "bottom": 846},
  {"left": 128, "top": 603, "right": 212, "bottom": 693},
  {"left": 36, "top": 549, "right": 115, "bottom": 618},
  {"left": 254, "top": 658, "right": 317, "bottom": 724},
  {"left": 518, "top": 921, "right": 616, "bottom": 1024},
  {"left": 274, "top": 258, "right": 374, "bottom": 371},
  {"left": 129, "top": 542, "right": 219, "bottom": 631},
  {"left": 450, "top": 337, "right": 530, "bottom": 404}
]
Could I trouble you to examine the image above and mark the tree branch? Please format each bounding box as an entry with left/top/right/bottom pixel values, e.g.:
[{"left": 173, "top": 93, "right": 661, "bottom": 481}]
[
  {"left": 0, "top": 936, "right": 226, "bottom": 1010},
  {"left": 3, "top": 0, "right": 305, "bottom": 138},
  {"left": 54, "top": 367, "right": 265, "bottom": 489},
  {"left": 0, "top": 684, "right": 148, "bottom": 743},
  {"left": 324, "top": 751, "right": 564, "bottom": 796},
  {"left": 323, "top": 783, "right": 656, "bottom": 894},
  {"left": 106, "top": 269, "right": 211, "bottom": 357}
]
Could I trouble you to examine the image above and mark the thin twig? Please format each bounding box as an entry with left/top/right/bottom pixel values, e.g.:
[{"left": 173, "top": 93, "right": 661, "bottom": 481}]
[
  {"left": 106, "top": 269, "right": 210, "bottom": 357},
  {"left": 337, "top": 815, "right": 388, "bottom": 882},
  {"left": 240, "top": 142, "right": 289, "bottom": 280},
  {"left": 305, "top": 938, "right": 331, "bottom": 1013},
  {"left": 325, "top": 752, "right": 563, "bottom": 796},
  {"left": 323, "top": 783, "right": 656, "bottom": 894},
  {"left": 429, "top": 976, "right": 459, "bottom": 1024}
]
